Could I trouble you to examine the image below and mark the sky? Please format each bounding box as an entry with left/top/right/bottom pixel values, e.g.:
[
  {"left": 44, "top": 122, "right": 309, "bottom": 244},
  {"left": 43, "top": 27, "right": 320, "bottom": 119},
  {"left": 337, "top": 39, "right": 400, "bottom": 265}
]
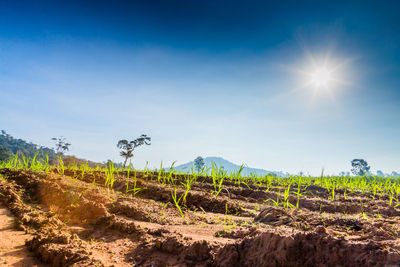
[{"left": 1, "top": 0, "right": 400, "bottom": 175}]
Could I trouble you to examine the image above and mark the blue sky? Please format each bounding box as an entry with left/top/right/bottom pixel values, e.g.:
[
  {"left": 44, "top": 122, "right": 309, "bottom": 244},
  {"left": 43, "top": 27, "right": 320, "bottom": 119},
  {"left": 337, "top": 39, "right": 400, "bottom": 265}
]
[{"left": 1, "top": 0, "right": 399, "bottom": 175}]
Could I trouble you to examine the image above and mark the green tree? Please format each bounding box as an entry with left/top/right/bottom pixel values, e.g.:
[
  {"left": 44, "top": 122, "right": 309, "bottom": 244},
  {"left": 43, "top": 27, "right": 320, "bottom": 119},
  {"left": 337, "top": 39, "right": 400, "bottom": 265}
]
[
  {"left": 0, "top": 146, "right": 13, "bottom": 161},
  {"left": 117, "top": 134, "right": 151, "bottom": 169},
  {"left": 351, "top": 159, "right": 370, "bottom": 176},
  {"left": 194, "top": 156, "right": 205, "bottom": 172}
]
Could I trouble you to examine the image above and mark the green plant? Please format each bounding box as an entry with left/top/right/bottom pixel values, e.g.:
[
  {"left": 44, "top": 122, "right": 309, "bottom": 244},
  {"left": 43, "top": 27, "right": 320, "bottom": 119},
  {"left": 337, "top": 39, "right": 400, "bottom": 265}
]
[
  {"left": 157, "top": 161, "right": 164, "bottom": 183},
  {"left": 165, "top": 161, "right": 177, "bottom": 185},
  {"left": 211, "top": 163, "right": 226, "bottom": 197},
  {"left": 171, "top": 188, "right": 184, "bottom": 219},
  {"left": 57, "top": 156, "right": 65, "bottom": 175},
  {"left": 126, "top": 169, "right": 142, "bottom": 196},
  {"left": 293, "top": 184, "right": 305, "bottom": 209},
  {"left": 181, "top": 174, "right": 195, "bottom": 205},
  {"left": 125, "top": 162, "right": 131, "bottom": 193},
  {"left": 105, "top": 161, "right": 116, "bottom": 189}
]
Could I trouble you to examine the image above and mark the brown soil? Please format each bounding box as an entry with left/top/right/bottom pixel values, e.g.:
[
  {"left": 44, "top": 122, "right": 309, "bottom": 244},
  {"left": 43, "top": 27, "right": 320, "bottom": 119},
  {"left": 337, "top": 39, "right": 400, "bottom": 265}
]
[
  {"left": 0, "top": 168, "right": 399, "bottom": 266},
  {"left": 0, "top": 202, "right": 46, "bottom": 266}
]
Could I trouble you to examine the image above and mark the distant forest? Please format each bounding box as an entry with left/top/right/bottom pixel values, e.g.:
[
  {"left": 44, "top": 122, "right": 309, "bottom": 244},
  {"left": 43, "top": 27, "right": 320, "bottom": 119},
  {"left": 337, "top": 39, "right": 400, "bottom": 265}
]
[{"left": 0, "top": 130, "right": 57, "bottom": 161}]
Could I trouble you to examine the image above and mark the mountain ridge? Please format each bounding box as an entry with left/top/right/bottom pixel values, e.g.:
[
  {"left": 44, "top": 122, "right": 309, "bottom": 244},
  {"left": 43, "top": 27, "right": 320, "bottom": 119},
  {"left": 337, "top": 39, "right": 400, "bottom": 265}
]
[{"left": 169, "top": 156, "right": 286, "bottom": 177}]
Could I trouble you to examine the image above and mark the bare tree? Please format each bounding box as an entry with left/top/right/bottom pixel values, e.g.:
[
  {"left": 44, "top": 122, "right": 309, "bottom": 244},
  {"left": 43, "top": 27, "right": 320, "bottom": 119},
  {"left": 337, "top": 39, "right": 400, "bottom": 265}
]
[
  {"left": 117, "top": 134, "right": 151, "bottom": 168},
  {"left": 51, "top": 136, "right": 71, "bottom": 156}
]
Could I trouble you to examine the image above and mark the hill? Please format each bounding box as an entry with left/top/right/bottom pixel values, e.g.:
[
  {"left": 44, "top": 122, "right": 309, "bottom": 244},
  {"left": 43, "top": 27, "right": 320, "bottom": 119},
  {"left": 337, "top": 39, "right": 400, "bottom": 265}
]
[
  {"left": 170, "top": 156, "right": 286, "bottom": 177},
  {"left": 0, "top": 130, "right": 57, "bottom": 161}
]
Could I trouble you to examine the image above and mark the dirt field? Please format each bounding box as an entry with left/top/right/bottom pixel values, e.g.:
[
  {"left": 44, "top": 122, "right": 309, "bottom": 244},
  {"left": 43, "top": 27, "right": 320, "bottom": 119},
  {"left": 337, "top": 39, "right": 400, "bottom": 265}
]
[{"left": 0, "top": 168, "right": 400, "bottom": 266}]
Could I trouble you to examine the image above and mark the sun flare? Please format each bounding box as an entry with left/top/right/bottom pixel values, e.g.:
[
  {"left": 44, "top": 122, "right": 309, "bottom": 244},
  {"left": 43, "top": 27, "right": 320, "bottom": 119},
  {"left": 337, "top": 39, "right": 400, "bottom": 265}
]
[
  {"left": 309, "top": 67, "right": 333, "bottom": 88},
  {"left": 294, "top": 52, "right": 350, "bottom": 94},
  {"left": 287, "top": 50, "right": 354, "bottom": 101}
]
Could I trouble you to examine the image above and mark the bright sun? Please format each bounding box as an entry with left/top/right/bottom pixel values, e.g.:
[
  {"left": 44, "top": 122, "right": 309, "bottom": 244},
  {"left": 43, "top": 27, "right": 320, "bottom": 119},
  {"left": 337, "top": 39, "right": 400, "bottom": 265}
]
[
  {"left": 310, "top": 67, "right": 333, "bottom": 88},
  {"left": 290, "top": 51, "right": 352, "bottom": 98}
]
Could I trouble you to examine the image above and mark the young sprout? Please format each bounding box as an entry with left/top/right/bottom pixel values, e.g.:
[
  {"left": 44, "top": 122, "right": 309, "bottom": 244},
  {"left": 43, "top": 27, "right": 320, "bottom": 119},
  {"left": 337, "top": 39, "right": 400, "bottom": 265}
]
[
  {"left": 171, "top": 188, "right": 185, "bottom": 219},
  {"left": 105, "top": 161, "right": 116, "bottom": 189},
  {"left": 58, "top": 156, "right": 65, "bottom": 175},
  {"left": 211, "top": 163, "right": 226, "bottom": 197},
  {"left": 125, "top": 161, "right": 131, "bottom": 193},
  {"left": 180, "top": 174, "right": 194, "bottom": 205},
  {"left": 126, "top": 170, "right": 142, "bottom": 197}
]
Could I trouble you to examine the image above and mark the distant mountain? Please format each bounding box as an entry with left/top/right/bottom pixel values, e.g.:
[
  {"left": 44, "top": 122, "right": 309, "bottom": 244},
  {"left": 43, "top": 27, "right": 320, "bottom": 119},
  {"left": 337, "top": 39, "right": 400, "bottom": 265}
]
[{"left": 169, "top": 156, "right": 286, "bottom": 177}]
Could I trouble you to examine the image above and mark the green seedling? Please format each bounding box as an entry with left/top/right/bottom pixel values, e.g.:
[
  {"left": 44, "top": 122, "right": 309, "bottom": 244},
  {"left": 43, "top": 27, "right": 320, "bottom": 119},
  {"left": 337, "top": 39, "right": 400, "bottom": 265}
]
[
  {"left": 171, "top": 188, "right": 185, "bottom": 219},
  {"left": 58, "top": 156, "right": 65, "bottom": 175}
]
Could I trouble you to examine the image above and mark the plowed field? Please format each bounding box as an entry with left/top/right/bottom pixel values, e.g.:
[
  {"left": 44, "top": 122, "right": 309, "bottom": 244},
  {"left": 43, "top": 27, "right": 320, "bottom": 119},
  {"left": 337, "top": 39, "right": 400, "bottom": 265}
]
[{"left": 1, "top": 168, "right": 400, "bottom": 266}]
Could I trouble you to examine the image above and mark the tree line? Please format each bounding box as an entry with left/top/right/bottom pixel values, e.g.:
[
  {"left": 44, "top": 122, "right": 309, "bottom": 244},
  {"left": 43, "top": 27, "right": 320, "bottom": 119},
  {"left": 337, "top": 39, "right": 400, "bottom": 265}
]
[
  {"left": 0, "top": 130, "right": 152, "bottom": 168},
  {"left": 0, "top": 130, "right": 57, "bottom": 161}
]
